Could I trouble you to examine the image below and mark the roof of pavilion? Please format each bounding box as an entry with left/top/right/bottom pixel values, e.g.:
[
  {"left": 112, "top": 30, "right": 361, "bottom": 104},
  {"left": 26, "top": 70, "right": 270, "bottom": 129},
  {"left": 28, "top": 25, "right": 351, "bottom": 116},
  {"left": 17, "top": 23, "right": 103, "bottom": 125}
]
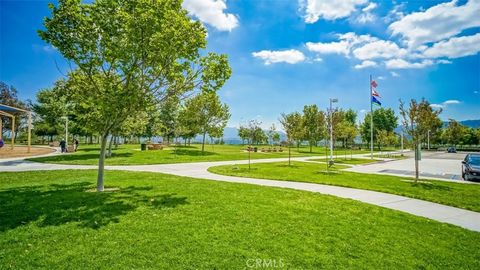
[{"left": 0, "top": 103, "right": 30, "bottom": 113}]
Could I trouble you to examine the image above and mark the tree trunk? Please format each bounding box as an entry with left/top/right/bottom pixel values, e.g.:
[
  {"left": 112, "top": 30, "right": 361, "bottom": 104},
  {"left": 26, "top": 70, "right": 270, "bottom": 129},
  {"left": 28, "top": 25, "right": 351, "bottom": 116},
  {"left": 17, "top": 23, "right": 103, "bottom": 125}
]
[
  {"left": 310, "top": 142, "right": 312, "bottom": 153},
  {"left": 414, "top": 143, "right": 419, "bottom": 182},
  {"left": 288, "top": 144, "right": 291, "bottom": 166},
  {"left": 201, "top": 131, "right": 206, "bottom": 153},
  {"left": 97, "top": 134, "right": 108, "bottom": 192},
  {"left": 107, "top": 135, "right": 114, "bottom": 157}
]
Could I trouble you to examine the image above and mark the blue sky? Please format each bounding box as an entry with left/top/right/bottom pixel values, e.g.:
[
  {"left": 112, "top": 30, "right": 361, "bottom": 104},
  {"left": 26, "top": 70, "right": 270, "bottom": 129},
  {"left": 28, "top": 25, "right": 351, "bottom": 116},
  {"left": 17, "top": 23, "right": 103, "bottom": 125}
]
[{"left": 1, "top": 0, "right": 479, "bottom": 129}]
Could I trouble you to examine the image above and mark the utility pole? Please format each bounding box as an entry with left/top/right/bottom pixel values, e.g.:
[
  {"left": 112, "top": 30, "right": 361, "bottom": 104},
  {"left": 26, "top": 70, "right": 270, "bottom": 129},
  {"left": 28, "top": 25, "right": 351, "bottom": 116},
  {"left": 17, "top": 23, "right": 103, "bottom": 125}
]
[
  {"left": 370, "top": 75, "right": 374, "bottom": 159},
  {"left": 401, "top": 130, "right": 404, "bottom": 155},
  {"left": 329, "top": 98, "right": 338, "bottom": 164},
  {"left": 427, "top": 130, "right": 431, "bottom": 150},
  {"left": 62, "top": 116, "right": 69, "bottom": 147}
]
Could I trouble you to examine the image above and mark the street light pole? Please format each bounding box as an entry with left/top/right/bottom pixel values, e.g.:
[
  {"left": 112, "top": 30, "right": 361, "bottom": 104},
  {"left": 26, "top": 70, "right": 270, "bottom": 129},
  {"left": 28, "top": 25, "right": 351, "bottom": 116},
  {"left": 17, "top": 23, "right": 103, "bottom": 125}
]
[
  {"left": 329, "top": 98, "right": 338, "bottom": 164},
  {"left": 62, "top": 116, "right": 69, "bottom": 147},
  {"left": 401, "top": 130, "right": 404, "bottom": 155},
  {"left": 427, "top": 130, "right": 431, "bottom": 150}
]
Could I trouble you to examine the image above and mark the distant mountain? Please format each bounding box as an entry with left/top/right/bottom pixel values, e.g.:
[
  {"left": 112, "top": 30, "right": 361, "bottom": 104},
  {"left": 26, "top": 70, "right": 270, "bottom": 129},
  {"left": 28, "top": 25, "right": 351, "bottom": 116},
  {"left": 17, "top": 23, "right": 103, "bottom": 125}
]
[
  {"left": 458, "top": 120, "right": 480, "bottom": 128},
  {"left": 193, "top": 127, "right": 286, "bottom": 144}
]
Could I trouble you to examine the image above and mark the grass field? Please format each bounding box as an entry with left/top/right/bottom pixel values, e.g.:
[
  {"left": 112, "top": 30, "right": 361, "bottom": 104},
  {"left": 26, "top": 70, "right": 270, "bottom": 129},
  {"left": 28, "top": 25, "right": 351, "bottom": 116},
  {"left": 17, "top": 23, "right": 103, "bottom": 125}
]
[
  {"left": 28, "top": 144, "right": 373, "bottom": 165},
  {"left": 208, "top": 161, "right": 480, "bottom": 212},
  {"left": 1, "top": 170, "right": 479, "bottom": 269}
]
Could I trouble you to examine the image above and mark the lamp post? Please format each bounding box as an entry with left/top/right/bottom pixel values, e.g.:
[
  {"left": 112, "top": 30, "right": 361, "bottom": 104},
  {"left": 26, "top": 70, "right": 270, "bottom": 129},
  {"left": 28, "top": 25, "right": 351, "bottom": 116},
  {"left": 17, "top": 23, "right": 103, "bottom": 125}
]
[
  {"left": 329, "top": 98, "right": 338, "bottom": 164},
  {"left": 62, "top": 116, "right": 69, "bottom": 147},
  {"left": 427, "top": 130, "right": 431, "bottom": 150}
]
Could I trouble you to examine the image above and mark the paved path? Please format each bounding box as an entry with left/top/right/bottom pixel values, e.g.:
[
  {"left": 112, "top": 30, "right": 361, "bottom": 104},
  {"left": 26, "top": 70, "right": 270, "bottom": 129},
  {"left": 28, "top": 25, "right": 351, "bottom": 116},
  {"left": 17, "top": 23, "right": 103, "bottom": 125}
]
[{"left": 1, "top": 156, "right": 479, "bottom": 232}]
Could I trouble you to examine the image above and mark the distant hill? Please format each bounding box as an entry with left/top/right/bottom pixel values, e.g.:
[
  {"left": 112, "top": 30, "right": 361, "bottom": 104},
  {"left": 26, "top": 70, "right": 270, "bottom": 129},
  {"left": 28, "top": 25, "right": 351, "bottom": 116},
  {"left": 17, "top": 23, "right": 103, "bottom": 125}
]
[
  {"left": 193, "top": 120, "right": 479, "bottom": 144},
  {"left": 194, "top": 127, "right": 286, "bottom": 144},
  {"left": 458, "top": 120, "right": 480, "bottom": 128}
]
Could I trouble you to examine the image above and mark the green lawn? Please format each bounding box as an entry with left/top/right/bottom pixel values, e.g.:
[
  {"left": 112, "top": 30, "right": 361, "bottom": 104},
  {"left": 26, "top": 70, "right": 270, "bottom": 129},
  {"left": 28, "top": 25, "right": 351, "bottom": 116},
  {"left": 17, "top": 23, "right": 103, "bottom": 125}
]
[
  {"left": 208, "top": 162, "right": 480, "bottom": 212},
  {"left": 1, "top": 170, "right": 479, "bottom": 269},
  {"left": 308, "top": 158, "right": 381, "bottom": 165},
  {"left": 28, "top": 143, "right": 372, "bottom": 165}
]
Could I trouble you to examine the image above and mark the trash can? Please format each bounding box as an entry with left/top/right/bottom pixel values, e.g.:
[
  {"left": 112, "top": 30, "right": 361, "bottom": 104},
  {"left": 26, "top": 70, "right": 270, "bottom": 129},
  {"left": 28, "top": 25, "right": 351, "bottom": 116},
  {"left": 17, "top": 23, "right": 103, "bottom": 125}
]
[{"left": 141, "top": 143, "right": 147, "bottom": 151}]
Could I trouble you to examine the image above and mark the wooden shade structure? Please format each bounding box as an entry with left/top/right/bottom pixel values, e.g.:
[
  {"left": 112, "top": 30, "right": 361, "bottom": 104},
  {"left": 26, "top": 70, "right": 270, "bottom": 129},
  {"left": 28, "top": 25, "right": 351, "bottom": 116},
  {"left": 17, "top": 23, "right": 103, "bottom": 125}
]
[{"left": 0, "top": 103, "right": 32, "bottom": 153}]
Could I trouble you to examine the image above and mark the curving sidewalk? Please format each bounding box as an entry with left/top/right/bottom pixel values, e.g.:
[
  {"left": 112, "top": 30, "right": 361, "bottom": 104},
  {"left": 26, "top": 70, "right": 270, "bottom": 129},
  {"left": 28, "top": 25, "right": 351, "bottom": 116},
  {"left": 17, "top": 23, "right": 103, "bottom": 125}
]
[{"left": 1, "top": 157, "right": 479, "bottom": 232}]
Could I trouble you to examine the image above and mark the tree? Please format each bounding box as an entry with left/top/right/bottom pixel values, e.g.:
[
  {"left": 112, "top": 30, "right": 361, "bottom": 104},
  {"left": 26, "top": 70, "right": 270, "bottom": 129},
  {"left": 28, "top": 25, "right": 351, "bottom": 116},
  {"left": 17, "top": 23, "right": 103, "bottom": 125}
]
[
  {"left": 158, "top": 96, "right": 180, "bottom": 143},
  {"left": 267, "top": 124, "right": 279, "bottom": 146},
  {"left": 442, "top": 119, "right": 466, "bottom": 146},
  {"left": 302, "top": 105, "right": 325, "bottom": 152},
  {"left": 377, "top": 130, "right": 397, "bottom": 151},
  {"left": 183, "top": 92, "right": 230, "bottom": 153},
  {"left": 32, "top": 81, "right": 69, "bottom": 142},
  {"left": 238, "top": 126, "right": 249, "bottom": 145},
  {"left": 399, "top": 98, "right": 442, "bottom": 181},
  {"left": 0, "top": 81, "right": 27, "bottom": 138},
  {"left": 360, "top": 108, "right": 397, "bottom": 149},
  {"left": 39, "top": 0, "right": 231, "bottom": 191},
  {"left": 240, "top": 120, "right": 266, "bottom": 145},
  {"left": 280, "top": 112, "right": 303, "bottom": 165}
]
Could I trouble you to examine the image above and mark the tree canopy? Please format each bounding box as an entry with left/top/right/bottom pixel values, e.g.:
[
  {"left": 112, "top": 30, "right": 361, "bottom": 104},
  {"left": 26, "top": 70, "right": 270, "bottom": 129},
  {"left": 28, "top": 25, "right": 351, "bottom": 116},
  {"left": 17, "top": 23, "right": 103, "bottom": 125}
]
[{"left": 39, "top": 0, "right": 231, "bottom": 191}]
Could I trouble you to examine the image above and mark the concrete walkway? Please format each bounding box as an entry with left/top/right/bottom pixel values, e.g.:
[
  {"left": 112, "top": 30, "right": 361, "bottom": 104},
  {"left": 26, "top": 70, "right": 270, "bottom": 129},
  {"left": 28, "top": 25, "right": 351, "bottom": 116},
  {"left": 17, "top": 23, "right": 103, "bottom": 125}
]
[{"left": 1, "top": 157, "right": 479, "bottom": 232}]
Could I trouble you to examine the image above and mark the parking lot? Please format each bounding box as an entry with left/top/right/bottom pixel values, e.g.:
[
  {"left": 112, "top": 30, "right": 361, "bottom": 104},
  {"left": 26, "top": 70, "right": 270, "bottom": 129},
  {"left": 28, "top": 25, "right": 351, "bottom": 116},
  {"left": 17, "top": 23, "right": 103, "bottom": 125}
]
[{"left": 346, "top": 151, "right": 477, "bottom": 183}]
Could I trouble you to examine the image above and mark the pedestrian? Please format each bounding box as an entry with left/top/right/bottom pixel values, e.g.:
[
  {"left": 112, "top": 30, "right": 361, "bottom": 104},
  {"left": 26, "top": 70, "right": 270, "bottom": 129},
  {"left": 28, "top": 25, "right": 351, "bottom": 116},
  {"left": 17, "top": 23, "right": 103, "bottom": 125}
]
[
  {"left": 74, "top": 138, "right": 79, "bottom": 152},
  {"left": 59, "top": 139, "right": 66, "bottom": 153}
]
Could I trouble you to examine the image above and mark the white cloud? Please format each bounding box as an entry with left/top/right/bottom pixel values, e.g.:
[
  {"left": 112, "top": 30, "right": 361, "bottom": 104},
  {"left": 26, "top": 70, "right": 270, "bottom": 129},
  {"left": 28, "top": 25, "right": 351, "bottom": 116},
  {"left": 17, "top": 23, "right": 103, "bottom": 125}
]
[
  {"left": 377, "top": 76, "right": 386, "bottom": 80},
  {"left": 390, "top": 71, "right": 400, "bottom": 77},
  {"left": 306, "top": 40, "right": 350, "bottom": 55},
  {"left": 443, "top": 100, "right": 461, "bottom": 105},
  {"left": 359, "top": 109, "right": 367, "bottom": 113},
  {"left": 306, "top": 32, "right": 377, "bottom": 56},
  {"left": 385, "top": 59, "right": 434, "bottom": 69},
  {"left": 362, "top": 2, "right": 377, "bottom": 12},
  {"left": 430, "top": 99, "right": 462, "bottom": 109},
  {"left": 437, "top": 59, "right": 453, "bottom": 64},
  {"left": 252, "top": 49, "right": 306, "bottom": 65},
  {"left": 353, "top": 40, "right": 407, "bottom": 60},
  {"left": 421, "top": 33, "right": 480, "bottom": 59},
  {"left": 389, "top": 0, "right": 480, "bottom": 48},
  {"left": 354, "top": 60, "right": 377, "bottom": 69},
  {"left": 430, "top": 104, "right": 444, "bottom": 109},
  {"left": 300, "top": 0, "right": 368, "bottom": 23},
  {"left": 182, "top": 0, "right": 239, "bottom": 31},
  {"left": 355, "top": 2, "right": 377, "bottom": 23},
  {"left": 356, "top": 13, "right": 375, "bottom": 23}
]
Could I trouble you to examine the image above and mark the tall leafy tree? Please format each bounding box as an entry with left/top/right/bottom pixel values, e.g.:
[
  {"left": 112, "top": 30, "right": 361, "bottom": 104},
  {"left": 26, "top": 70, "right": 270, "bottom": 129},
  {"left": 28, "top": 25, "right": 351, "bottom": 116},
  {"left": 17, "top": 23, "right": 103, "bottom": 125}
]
[
  {"left": 183, "top": 92, "right": 230, "bottom": 153},
  {"left": 442, "top": 119, "right": 466, "bottom": 146},
  {"left": 302, "top": 105, "right": 325, "bottom": 152},
  {"left": 39, "top": 0, "right": 231, "bottom": 191},
  {"left": 399, "top": 98, "right": 442, "bottom": 181},
  {"left": 360, "top": 108, "right": 398, "bottom": 148},
  {"left": 280, "top": 112, "right": 304, "bottom": 165}
]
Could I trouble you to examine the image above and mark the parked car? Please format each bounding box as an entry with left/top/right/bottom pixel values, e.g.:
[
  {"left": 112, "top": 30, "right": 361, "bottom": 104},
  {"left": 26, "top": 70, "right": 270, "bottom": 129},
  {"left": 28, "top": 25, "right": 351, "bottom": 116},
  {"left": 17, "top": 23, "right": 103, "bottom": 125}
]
[
  {"left": 447, "top": 147, "right": 457, "bottom": 153},
  {"left": 462, "top": 154, "right": 480, "bottom": 181}
]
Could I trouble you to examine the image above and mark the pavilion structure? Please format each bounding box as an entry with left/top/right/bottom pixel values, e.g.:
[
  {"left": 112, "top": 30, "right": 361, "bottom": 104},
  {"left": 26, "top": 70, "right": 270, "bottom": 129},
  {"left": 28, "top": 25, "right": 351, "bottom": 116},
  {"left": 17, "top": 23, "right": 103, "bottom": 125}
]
[{"left": 0, "top": 103, "right": 33, "bottom": 153}]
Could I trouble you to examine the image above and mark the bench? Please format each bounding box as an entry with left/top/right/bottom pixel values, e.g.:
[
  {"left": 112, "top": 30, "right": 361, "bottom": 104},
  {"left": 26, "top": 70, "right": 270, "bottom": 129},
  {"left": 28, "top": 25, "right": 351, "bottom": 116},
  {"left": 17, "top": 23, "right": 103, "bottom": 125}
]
[{"left": 147, "top": 143, "right": 163, "bottom": 150}]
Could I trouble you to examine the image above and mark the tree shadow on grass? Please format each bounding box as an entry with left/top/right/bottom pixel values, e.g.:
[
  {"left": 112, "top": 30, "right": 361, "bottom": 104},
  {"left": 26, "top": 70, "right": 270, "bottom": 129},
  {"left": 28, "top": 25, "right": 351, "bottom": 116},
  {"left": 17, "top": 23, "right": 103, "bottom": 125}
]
[
  {"left": 409, "top": 182, "right": 451, "bottom": 191},
  {"left": 0, "top": 182, "right": 188, "bottom": 232},
  {"left": 169, "top": 149, "right": 217, "bottom": 157},
  {"left": 30, "top": 153, "right": 133, "bottom": 163}
]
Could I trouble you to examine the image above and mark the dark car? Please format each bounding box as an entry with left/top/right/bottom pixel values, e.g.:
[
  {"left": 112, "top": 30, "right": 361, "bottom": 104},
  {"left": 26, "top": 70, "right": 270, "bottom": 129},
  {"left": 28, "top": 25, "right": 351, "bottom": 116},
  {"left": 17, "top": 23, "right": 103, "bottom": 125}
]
[
  {"left": 462, "top": 154, "right": 480, "bottom": 181},
  {"left": 447, "top": 147, "right": 457, "bottom": 153}
]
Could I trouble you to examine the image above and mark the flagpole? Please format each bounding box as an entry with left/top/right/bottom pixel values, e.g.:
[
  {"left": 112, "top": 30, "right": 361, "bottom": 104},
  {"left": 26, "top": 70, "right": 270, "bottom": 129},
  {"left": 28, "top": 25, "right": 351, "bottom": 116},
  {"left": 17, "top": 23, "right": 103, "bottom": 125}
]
[{"left": 370, "top": 74, "right": 373, "bottom": 159}]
